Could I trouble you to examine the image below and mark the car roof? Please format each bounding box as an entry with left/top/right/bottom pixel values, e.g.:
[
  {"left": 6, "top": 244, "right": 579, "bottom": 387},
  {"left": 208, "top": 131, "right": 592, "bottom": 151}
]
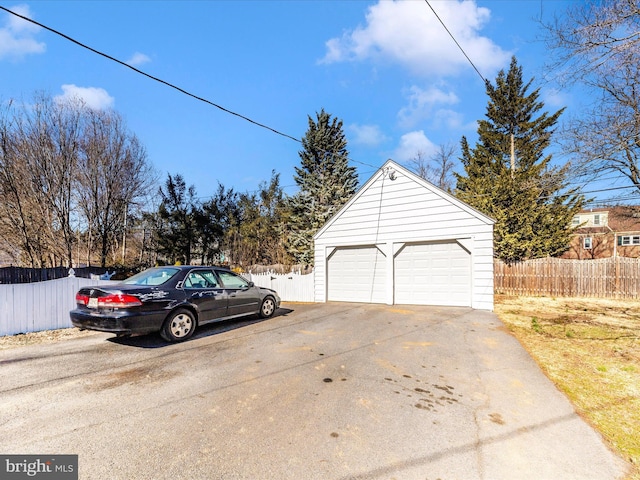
[{"left": 152, "top": 265, "right": 231, "bottom": 271}]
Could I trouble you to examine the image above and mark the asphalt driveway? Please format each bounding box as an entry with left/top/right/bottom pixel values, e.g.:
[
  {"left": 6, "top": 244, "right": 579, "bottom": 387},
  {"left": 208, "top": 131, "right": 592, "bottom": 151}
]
[{"left": 0, "top": 303, "right": 628, "bottom": 479}]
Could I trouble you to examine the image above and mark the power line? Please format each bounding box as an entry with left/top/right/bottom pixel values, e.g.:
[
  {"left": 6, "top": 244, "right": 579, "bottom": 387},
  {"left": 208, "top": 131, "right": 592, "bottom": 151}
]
[
  {"left": 577, "top": 184, "right": 639, "bottom": 196},
  {"left": 419, "top": 1, "right": 639, "bottom": 203},
  {"left": 565, "top": 173, "right": 632, "bottom": 189},
  {"left": 424, "top": 0, "right": 487, "bottom": 84},
  {"left": 0, "top": 6, "right": 304, "bottom": 144},
  {"left": 0, "top": 5, "right": 379, "bottom": 172}
]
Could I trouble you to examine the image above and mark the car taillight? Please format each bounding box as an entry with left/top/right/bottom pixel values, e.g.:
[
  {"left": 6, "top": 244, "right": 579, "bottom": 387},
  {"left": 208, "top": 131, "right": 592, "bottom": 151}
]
[
  {"left": 76, "top": 293, "right": 89, "bottom": 305},
  {"left": 98, "top": 294, "right": 143, "bottom": 308}
]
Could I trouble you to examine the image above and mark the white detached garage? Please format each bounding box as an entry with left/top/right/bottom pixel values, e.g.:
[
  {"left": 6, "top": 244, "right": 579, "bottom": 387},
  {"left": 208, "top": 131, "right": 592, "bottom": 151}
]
[{"left": 313, "top": 160, "right": 495, "bottom": 310}]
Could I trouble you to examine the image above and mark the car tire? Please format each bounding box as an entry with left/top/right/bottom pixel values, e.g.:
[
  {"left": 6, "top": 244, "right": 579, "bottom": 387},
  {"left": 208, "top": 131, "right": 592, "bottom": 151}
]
[
  {"left": 161, "top": 309, "right": 196, "bottom": 342},
  {"left": 258, "top": 296, "right": 276, "bottom": 319}
]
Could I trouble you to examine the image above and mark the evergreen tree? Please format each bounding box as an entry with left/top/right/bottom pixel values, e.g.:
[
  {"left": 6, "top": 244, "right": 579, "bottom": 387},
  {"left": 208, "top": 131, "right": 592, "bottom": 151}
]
[
  {"left": 155, "top": 173, "right": 200, "bottom": 265},
  {"left": 455, "top": 57, "right": 584, "bottom": 262},
  {"left": 199, "top": 183, "right": 238, "bottom": 265},
  {"left": 287, "top": 109, "right": 358, "bottom": 265},
  {"left": 253, "top": 171, "right": 291, "bottom": 265}
]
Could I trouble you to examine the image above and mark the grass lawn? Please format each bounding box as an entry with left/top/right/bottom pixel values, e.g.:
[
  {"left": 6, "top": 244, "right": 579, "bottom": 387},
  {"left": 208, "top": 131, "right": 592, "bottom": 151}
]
[
  {"left": 495, "top": 295, "right": 639, "bottom": 480},
  {"left": 2, "top": 296, "right": 637, "bottom": 478}
]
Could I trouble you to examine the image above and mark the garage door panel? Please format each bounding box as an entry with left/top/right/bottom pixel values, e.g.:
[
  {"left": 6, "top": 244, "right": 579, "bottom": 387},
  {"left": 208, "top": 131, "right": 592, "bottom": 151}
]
[
  {"left": 451, "top": 257, "right": 469, "bottom": 267},
  {"left": 328, "top": 247, "right": 386, "bottom": 303},
  {"left": 394, "top": 241, "right": 470, "bottom": 307},
  {"left": 432, "top": 258, "right": 451, "bottom": 269}
]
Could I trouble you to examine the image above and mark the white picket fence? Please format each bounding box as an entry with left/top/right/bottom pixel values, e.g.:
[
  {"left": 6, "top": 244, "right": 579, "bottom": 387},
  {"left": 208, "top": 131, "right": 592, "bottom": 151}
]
[
  {"left": 0, "top": 277, "right": 116, "bottom": 337},
  {"left": 246, "top": 271, "right": 315, "bottom": 303},
  {"left": 0, "top": 272, "right": 315, "bottom": 337}
]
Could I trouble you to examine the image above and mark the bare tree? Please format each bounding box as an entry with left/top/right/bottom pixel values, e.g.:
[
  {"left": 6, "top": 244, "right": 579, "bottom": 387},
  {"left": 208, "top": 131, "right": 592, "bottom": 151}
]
[
  {"left": 542, "top": 0, "right": 640, "bottom": 192},
  {"left": 0, "top": 93, "right": 81, "bottom": 267},
  {"left": 24, "top": 93, "right": 82, "bottom": 267},
  {"left": 0, "top": 104, "right": 46, "bottom": 266},
  {"left": 407, "top": 150, "right": 430, "bottom": 181},
  {"left": 408, "top": 143, "right": 457, "bottom": 191},
  {"left": 76, "top": 108, "right": 156, "bottom": 267},
  {"left": 430, "top": 143, "right": 457, "bottom": 192},
  {"left": 0, "top": 93, "right": 156, "bottom": 268}
]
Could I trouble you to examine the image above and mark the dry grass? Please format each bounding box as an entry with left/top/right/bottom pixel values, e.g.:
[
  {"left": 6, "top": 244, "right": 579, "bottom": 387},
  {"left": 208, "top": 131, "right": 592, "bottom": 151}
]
[
  {"left": 495, "top": 295, "right": 640, "bottom": 479},
  {"left": 2, "top": 298, "right": 638, "bottom": 478},
  {"left": 0, "top": 327, "right": 96, "bottom": 350}
]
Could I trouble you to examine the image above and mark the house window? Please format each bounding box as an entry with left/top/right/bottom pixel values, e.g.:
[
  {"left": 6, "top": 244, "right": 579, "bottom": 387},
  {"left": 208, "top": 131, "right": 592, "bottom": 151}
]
[
  {"left": 617, "top": 235, "right": 640, "bottom": 246},
  {"left": 572, "top": 216, "right": 580, "bottom": 225},
  {"left": 593, "top": 214, "right": 600, "bottom": 225},
  {"left": 583, "top": 237, "right": 592, "bottom": 249}
]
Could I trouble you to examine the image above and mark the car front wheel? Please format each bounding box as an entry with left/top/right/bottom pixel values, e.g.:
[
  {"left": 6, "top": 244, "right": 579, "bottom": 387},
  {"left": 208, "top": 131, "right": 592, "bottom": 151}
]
[
  {"left": 161, "top": 309, "right": 196, "bottom": 342},
  {"left": 259, "top": 297, "right": 276, "bottom": 318}
]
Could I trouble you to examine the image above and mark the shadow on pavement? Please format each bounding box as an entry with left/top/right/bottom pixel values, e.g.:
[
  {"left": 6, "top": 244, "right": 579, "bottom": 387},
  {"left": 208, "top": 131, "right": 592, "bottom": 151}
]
[{"left": 106, "top": 307, "right": 294, "bottom": 349}]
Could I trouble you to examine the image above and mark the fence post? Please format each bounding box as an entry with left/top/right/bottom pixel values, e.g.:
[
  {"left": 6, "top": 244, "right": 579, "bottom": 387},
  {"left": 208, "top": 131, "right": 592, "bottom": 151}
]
[
  {"left": 615, "top": 256, "right": 620, "bottom": 296},
  {"left": 493, "top": 256, "right": 640, "bottom": 298}
]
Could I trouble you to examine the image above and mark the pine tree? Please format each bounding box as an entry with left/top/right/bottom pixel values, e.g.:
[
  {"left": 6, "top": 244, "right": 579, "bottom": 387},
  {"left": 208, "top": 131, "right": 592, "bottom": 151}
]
[
  {"left": 286, "top": 109, "right": 358, "bottom": 265},
  {"left": 155, "top": 173, "right": 200, "bottom": 265},
  {"left": 455, "top": 57, "right": 584, "bottom": 262}
]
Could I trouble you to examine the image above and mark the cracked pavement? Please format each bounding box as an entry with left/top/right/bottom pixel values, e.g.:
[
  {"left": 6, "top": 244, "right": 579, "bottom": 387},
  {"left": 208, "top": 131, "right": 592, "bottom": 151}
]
[{"left": 0, "top": 303, "right": 629, "bottom": 479}]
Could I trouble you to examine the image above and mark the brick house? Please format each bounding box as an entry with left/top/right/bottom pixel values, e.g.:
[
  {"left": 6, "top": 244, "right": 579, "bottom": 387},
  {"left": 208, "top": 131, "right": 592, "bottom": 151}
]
[{"left": 561, "top": 206, "right": 640, "bottom": 259}]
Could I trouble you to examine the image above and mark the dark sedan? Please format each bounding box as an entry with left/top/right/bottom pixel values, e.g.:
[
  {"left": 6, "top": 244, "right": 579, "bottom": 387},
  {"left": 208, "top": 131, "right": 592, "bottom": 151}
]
[{"left": 70, "top": 266, "right": 281, "bottom": 342}]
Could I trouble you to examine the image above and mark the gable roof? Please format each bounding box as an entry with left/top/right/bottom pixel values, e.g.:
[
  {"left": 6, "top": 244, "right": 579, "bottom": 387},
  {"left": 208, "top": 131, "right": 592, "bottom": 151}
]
[
  {"left": 576, "top": 206, "right": 640, "bottom": 232},
  {"left": 314, "top": 159, "right": 494, "bottom": 240}
]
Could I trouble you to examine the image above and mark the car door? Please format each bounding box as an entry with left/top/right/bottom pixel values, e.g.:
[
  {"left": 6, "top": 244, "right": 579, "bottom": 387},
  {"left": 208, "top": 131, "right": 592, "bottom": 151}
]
[
  {"left": 216, "top": 270, "right": 260, "bottom": 317},
  {"left": 182, "top": 269, "right": 227, "bottom": 323}
]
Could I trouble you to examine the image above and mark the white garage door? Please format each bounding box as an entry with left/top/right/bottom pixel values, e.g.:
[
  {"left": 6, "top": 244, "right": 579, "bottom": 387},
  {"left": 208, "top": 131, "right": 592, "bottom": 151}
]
[
  {"left": 327, "top": 246, "right": 386, "bottom": 303},
  {"left": 394, "top": 241, "right": 471, "bottom": 306}
]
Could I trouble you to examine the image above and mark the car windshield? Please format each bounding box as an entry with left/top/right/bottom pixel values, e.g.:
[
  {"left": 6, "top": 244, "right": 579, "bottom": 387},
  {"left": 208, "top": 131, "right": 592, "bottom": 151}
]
[{"left": 121, "top": 267, "right": 181, "bottom": 286}]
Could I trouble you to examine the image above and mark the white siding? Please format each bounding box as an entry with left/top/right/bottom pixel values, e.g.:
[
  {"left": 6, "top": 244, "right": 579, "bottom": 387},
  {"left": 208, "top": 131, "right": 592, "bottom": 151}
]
[{"left": 314, "top": 161, "right": 494, "bottom": 310}]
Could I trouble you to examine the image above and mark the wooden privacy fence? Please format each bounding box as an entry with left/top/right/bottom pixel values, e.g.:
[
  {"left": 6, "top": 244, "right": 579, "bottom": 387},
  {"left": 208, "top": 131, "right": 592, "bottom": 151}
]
[
  {"left": 494, "top": 257, "right": 640, "bottom": 298},
  {"left": 11, "top": 260, "right": 640, "bottom": 336}
]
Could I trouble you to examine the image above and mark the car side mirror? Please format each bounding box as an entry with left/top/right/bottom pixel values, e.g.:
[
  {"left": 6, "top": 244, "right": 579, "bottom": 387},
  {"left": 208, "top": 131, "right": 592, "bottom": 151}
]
[{"left": 248, "top": 281, "right": 254, "bottom": 288}]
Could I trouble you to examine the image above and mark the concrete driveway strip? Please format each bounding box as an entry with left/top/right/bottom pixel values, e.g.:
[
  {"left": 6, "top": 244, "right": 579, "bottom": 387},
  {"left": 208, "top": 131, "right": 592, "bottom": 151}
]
[{"left": 0, "top": 303, "right": 628, "bottom": 480}]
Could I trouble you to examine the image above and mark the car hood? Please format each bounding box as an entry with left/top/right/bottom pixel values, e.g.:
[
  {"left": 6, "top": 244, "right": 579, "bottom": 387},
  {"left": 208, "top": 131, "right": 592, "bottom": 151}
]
[{"left": 256, "top": 286, "right": 280, "bottom": 298}]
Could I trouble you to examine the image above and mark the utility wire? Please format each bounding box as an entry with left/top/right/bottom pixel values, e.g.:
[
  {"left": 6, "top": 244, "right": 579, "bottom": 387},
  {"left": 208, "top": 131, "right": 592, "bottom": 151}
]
[
  {"left": 577, "top": 184, "right": 638, "bottom": 196},
  {"left": 0, "top": 5, "right": 379, "bottom": 171},
  {"left": 0, "top": 6, "right": 302, "bottom": 144},
  {"left": 11, "top": 3, "right": 630, "bottom": 202},
  {"left": 424, "top": 0, "right": 487, "bottom": 84},
  {"left": 421, "top": 1, "right": 639, "bottom": 202}
]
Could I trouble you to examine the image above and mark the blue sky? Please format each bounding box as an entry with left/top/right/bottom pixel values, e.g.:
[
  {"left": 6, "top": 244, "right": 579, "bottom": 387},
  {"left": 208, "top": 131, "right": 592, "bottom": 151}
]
[{"left": 1, "top": 0, "right": 591, "bottom": 201}]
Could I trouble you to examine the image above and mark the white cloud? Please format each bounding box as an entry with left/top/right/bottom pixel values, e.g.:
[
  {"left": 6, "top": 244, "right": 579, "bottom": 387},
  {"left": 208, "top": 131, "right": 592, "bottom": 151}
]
[
  {"left": 320, "top": 0, "right": 510, "bottom": 78},
  {"left": 393, "top": 130, "right": 437, "bottom": 162},
  {"left": 0, "top": 4, "right": 45, "bottom": 60},
  {"left": 398, "top": 85, "right": 459, "bottom": 127},
  {"left": 542, "top": 87, "right": 567, "bottom": 109},
  {"left": 126, "top": 52, "right": 151, "bottom": 67},
  {"left": 348, "top": 123, "right": 389, "bottom": 147},
  {"left": 433, "top": 109, "right": 467, "bottom": 130},
  {"left": 54, "top": 85, "right": 114, "bottom": 110}
]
